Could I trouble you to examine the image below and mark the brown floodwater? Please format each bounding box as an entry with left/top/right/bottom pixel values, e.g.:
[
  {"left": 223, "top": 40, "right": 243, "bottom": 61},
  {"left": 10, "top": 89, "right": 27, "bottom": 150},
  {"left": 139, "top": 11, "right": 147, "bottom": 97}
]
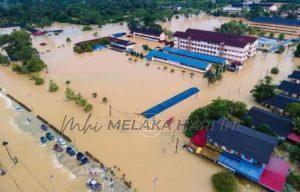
[{"left": 0, "top": 15, "right": 299, "bottom": 192}]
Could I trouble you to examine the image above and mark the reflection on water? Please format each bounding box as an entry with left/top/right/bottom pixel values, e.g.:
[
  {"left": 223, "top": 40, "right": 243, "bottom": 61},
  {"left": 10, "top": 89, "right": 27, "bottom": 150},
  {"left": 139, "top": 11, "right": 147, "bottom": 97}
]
[{"left": 0, "top": 14, "right": 299, "bottom": 192}]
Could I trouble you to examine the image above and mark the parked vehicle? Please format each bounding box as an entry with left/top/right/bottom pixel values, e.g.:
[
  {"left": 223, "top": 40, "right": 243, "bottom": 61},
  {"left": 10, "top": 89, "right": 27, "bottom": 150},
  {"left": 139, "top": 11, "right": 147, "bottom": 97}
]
[
  {"left": 45, "top": 132, "right": 55, "bottom": 141},
  {"left": 40, "top": 136, "right": 47, "bottom": 144},
  {"left": 40, "top": 124, "right": 48, "bottom": 131},
  {"left": 76, "top": 152, "right": 85, "bottom": 161},
  {"left": 81, "top": 157, "right": 89, "bottom": 165},
  {"left": 86, "top": 179, "right": 101, "bottom": 191},
  {"left": 53, "top": 144, "right": 63, "bottom": 152},
  {"left": 66, "top": 146, "right": 76, "bottom": 156},
  {"left": 56, "top": 138, "right": 66, "bottom": 147}
]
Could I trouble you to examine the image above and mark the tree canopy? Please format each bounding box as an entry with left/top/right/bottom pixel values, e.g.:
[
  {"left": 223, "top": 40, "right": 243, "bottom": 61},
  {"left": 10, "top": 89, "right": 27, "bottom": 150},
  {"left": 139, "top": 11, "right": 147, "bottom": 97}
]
[
  {"left": 250, "top": 76, "right": 276, "bottom": 102},
  {"left": 212, "top": 171, "right": 238, "bottom": 192}
]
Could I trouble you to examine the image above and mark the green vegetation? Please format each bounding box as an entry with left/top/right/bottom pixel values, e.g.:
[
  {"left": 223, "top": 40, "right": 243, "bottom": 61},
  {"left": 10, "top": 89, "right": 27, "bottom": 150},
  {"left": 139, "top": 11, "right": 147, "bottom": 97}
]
[
  {"left": 49, "top": 80, "right": 59, "bottom": 92},
  {"left": 276, "top": 45, "right": 285, "bottom": 54},
  {"left": 142, "top": 44, "right": 150, "bottom": 51},
  {"left": 286, "top": 171, "right": 300, "bottom": 191},
  {"left": 271, "top": 67, "right": 279, "bottom": 74},
  {"left": 0, "top": 0, "right": 219, "bottom": 28},
  {"left": 73, "top": 37, "right": 110, "bottom": 54},
  {"left": 216, "top": 20, "right": 262, "bottom": 36},
  {"left": 211, "top": 171, "right": 238, "bottom": 192},
  {"left": 269, "top": 32, "right": 275, "bottom": 39},
  {"left": 29, "top": 74, "right": 44, "bottom": 85},
  {"left": 0, "top": 55, "right": 9, "bottom": 65},
  {"left": 255, "top": 123, "right": 276, "bottom": 136},
  {"left": 0, "top": 30, "right": 46, "bottom": 74},
  {"left": 293, "top": 117, "right": 300, "bottom": 134},
  {"left": 246, "top": 6, "right": 267, "bottom": 19},
  {"left": 294, "top": 44, "right": 300, "bottom": 58},
  {"left": 65, "top": 88, "right": 93, "bottom": 112},
  {"left": 286, "top": 103, "right": 300, "bottom": 117},
  {"left": 250, "top": 76, "right": 276, "bottom": 102},
  {"left": 66, "top": 37, "right": 71, "bottom": 43},
  {"left": 82, "top": 26, "right": 93, "bottom": 31},
  {"left": 278, "top": 33, "right": 285, "bottom": 41},
  {"left": 203, "top": 64, "right": 223, "bottom": 86},
  {"left": 184, "top": 98, "right": 247, "bottom": 137}
]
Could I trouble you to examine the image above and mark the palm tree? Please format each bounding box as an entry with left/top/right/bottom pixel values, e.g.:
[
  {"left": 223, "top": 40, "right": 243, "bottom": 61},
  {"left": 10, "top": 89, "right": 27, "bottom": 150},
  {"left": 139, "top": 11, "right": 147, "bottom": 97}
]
[
  {"left": 190, "top": 72, "right": 194, "bottom": 78},
  {"left": 92, "top": 92, "right": 98, "bottom": 98},
  {"left": 203, "top": 70, "right": 215, "bottom": 86},
  {"left": 163, "top": 66, "right": 167, "bottom": 70},
  {"left": 102, "top": 97, "right": 108, "bottom": 104},
  {"left": 170, "top": 69, "right": 175, "bottom": 73},
  {"left": 181, "top": 70, "right": 186, "bottom": 74}
]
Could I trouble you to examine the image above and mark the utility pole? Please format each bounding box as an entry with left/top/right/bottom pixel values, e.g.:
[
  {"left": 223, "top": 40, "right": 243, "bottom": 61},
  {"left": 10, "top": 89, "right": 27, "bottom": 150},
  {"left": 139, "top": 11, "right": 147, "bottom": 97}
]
[
  {"left": 152, "top": 177, "right": 158, "bottom": 192},
  {"left": 175, "top": 138, "right": 179, "bottom": 154},
  {"left": 109, "top": 105, "right": 112, "bottom": 117},
  {"left": 50, "top": 175, "right": 55, "bottom": 192},
  {"left": 2, "top": 141, "right": 13, "bottom": 160}
]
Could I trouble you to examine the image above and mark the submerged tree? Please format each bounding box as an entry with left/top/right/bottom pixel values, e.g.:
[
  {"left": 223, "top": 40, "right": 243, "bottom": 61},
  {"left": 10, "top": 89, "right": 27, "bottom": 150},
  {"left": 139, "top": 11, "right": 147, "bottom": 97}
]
[
  {"left": 212, "top": 171, "right": 238, "bottom": 192},
  {"left": 250, "top": 76, "right": 276, "bottom": 102}
]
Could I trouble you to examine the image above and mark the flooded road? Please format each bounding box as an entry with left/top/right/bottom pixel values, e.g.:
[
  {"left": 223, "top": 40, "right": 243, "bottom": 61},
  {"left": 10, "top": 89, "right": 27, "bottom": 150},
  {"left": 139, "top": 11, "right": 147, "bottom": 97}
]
[{"left": 0, "top": 14, "right": 299, "bottom": 192}]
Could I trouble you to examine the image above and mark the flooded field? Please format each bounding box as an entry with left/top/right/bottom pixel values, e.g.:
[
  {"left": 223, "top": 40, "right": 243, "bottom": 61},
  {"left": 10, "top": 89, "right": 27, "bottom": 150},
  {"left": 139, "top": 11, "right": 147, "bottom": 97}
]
[{"left": 0, "top": 14, "right": 299, "bottom": 192}]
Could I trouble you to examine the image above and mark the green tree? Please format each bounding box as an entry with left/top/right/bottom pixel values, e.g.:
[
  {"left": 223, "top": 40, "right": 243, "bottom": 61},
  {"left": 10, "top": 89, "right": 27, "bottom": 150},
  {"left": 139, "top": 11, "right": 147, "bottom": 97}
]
[
  {"left": 278, "top": 33, "right": 285, "bottom": 41},
  {"left": 66, "top": 37, "right": 71, "bottom": 42},
  {"left": 250, "top": 76, "right": 276, "bottom": 102},
  {"left": 242, "top": 115, "right": 252, "bottom": 127},
  {"left": 293, "top": 117, "right": 300, "bottom": 134},
  {"left": 216, "top": 20, "right": 248, "bottom": 35},
  {"left": 212, "top": 171, "right": 238, "bottom": 192},
  {"left": 255, "top": 123, "right": 276, "bottom": 136},
  {"left": 269, "top": 32, "right": 275, "bottom": 39},
  {"left": 286, "top": 103, "right": 300, "bottom": 117},
  {"left": 185, "top": 108, "right": 209, "bottom": 137},
  {"left": 289, "top": 143, "right": 300, "bottom": 163},
  {"left": 49, "top": 80, "right": 59, "bottom": 92},
  {"left": 35, "top": 77, "right": 44, "bottom": 85},
  {"left": 84, "top": 103, "right": 93, "bottom": 112},
  {"left": 271, "top": 67, "right": 279, "bottom": 74},
  {"left": 287, "top": 171, "right": 300, "bottom": 191},
  {"left": 92, "top": 92, "right": 98, "bottom": 98},
  {"left": 294, "top": 44, "right": 300, "bottom": 58}
]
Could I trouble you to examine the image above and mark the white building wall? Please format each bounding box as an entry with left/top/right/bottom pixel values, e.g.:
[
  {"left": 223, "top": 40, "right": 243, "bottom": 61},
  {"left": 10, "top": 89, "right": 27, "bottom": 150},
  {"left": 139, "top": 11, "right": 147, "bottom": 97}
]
[{"left": 174, "top": 36, "right": 257, "bottom": 62}]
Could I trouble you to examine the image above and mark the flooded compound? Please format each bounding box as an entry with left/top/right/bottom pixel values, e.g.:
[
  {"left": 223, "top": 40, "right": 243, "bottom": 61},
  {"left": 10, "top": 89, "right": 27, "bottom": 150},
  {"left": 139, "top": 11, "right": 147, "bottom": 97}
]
[{"left": 0, "top": 14, "right": 299, "bottom": 192}]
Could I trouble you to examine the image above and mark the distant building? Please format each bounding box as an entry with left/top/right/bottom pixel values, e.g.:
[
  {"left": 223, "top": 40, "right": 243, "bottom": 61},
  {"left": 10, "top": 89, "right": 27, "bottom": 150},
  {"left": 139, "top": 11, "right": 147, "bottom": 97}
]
[
  {"left": 288, "top": 70, "right": 300, "bottom": 84},
  {"left": 257, "top": 37, "right": 278, "bottom": 51},
  {"left": 173, "top": 28, "right": 258, "bottom": 62},
  {"left": 0, "top": 26, "right": 20, "bottom": 35},
  {"left": 108, "top": 37, "right": 135, "bottom": 51},
  {"left": 278, "top": 80, "right": 300, "bottom": 99},
  {"left": 223, "top": 5, "right": 243, "bottom": 16},
  {"left": 249, "top": 17, "right": 300, "bottom": 36},
  {"left": 131, "top": 28, "right": 166, "bottom": 41}
]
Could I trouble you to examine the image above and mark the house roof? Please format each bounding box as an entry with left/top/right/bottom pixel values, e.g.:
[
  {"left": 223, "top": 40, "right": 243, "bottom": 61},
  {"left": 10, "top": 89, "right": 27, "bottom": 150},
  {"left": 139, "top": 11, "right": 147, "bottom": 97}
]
[
  {"left": 288, "top": 71, "right": 300, "bottom": 80},
  {"left": 191, "top": 129, "right": 207, "bottom": 147},
  {"left": 173, "top": 28, "right": 257, "bottom": 48},
  {"left": 132, "top": 27, "right": 163, "bottom": 36},
  {"left": 288, "top": 132, "right": 300, "bottom": 143},
  {"left": 250, "top": 17, "right": 300, "bottom": 27},
  {"left": 108, "top": 37, "right": 135, "bottom": 46},
  {"left": 246, "top": 107, "right": 293, "bottom": 138},
  {"left": 259, "top": 157, "right": 290, "bottom": 192},
  {"left": 207, "top": 119, "right": 278, "bottom": 164},
  {"left": 261, "top": 94, "right": 300, "bottom": 110},
  {"left": 278, "top": 80, "right": 300, "bottom": 95}
]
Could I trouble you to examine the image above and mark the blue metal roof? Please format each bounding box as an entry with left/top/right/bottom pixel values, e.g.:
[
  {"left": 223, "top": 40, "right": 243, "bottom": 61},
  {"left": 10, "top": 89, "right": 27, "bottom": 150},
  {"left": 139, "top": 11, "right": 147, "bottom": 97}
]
[
  {"left": 163, "top": 46, "right": 226, "bottom": 65},
  {"left": 250, "top": 17, "right": 300, "bottom": 27},
  {"left": 218, "top": 153, "right": 264, "bottom": 182},
  {"left": 142, "top": 87, "right": 200, "bottom": 119},
  {"left": 288, "top": 71, "right": 300, "bottom": 80},
  {"left": 278, "top": 80, "right": 300, "bottom": 95},
  {"left": 146, "top": 50, "right": 210, "bottom": 71}
]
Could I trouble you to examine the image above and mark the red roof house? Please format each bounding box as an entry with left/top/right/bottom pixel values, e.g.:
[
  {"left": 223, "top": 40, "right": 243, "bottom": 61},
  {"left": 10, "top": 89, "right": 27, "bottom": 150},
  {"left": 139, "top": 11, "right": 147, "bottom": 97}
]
[
  {"left": 191, "top": 129, "right": 207, "bottom": 147},
  {"left": 259, "top": 157, "right": 291, "bottom": 192}
]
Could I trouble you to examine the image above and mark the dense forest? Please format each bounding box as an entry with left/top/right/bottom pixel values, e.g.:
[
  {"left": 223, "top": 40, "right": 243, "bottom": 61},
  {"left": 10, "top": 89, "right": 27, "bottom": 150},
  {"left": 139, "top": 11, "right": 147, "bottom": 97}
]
[{"left": 0, "top": 0, "right": 234, "bottom": 28}]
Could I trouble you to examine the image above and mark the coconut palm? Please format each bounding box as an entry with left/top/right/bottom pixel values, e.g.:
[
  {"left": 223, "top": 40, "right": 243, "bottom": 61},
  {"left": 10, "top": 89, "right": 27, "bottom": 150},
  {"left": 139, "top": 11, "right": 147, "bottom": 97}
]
[
  {"left": 190, "top": 72, "right": 194, "bottom": 78},
  {"left": 170, "top": 69, "right": 175, "bottom": 73},
  {"left": 102, "top": 97, "right": 108, "bottom": 104},
  {"left": 92, "top": 92, "right": 98, "bottom": 98}
]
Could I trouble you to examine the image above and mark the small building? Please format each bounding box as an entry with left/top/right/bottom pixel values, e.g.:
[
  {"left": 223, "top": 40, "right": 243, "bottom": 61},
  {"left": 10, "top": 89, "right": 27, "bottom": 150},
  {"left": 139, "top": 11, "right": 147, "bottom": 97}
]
[
  {"left": 288, "top": 70, "right": 300, "bottom": 83},
  {"left": 131, "top": 28, "right": 166, "bottom": 41},
  {"left": 246, "top": 107, "right": 294, "bottom": 139},
  {"left": 257, "top": 37, "right": 278, "bottom": 51},
  {"left": 261, "top": 94, "right": 300, "bottom": 114},
  {"left": 278, "top": 80, "right": 300, "bottom": 99},
  {"left": 108, "top": 37, "right": 135, "bottom": 51},
  {"left": 223, "top": 5, "right": 243, "bottom": 16},
  {"left": 207, "top": 119, "right": 278, "bottom": 167}
]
